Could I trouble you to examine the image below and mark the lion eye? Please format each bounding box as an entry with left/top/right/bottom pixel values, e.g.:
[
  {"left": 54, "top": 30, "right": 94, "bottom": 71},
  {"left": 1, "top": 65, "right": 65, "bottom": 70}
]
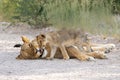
[{"left": 29, "top": 44, "right": 32, "bottom": 47}]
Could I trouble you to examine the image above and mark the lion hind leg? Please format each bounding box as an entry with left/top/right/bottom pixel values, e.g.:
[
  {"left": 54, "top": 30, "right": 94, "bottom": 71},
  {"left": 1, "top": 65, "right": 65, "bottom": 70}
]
[
  {"left": 66, "top": 46, "right": 94, "bottom": 61},
  {"left": 86, "top": 51, "right": 107, "bottom": 59},
  {"left": 91, "top": 43, "right": 116, "bottom": 53}
]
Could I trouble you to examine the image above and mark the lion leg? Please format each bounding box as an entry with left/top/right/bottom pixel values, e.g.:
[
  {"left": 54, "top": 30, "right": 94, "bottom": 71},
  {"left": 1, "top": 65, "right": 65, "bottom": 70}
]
[
  {"left": 46, "top": 46, "right": 57, "bottom": 60},
  {"left": 59, "top": 44, "right": 69, "bottom": 60},
  {"left": 91, "top": 46, "right": 111, "bottom": 53},
  {"left": 91, "top": 43, "right": 115, "bottom": 53},
  {"left": 86, "top": 52, "right": 107, "bottom": 59},
  {"left": 91, "top": 47, "right": 106, "bottom": 52},
  {"left": 86, "top": 45, "right": 92, "bottom": 52},
  {"left": 82, "top": 43, "right": 93, "bottom": 52},
  {"left": 66, "top": 46, "right": 94, "bottom": 61}
]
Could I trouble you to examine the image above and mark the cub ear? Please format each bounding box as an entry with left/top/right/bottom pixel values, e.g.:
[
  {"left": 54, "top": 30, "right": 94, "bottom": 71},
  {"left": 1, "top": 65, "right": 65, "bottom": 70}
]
[
  {"left": 41, "top": 34, "right": 46, "bottom": 38},
  {"left": 21, "top": 36, "right": 30, "bottom": 43},
  {"left": 36, "top": 34, "right": 46, "bottom": 39}
]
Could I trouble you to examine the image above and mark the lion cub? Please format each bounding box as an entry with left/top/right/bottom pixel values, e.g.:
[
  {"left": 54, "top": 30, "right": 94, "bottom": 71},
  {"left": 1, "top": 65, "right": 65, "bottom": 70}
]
[{"left": 36, "top": 29, "right": 93, "bottom": 60}]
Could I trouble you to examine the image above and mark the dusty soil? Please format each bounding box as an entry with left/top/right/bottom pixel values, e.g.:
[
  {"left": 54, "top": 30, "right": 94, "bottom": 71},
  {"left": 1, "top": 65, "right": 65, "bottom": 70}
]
[{"left": 0, "top": 22, "right": 120, "bottom": 80}]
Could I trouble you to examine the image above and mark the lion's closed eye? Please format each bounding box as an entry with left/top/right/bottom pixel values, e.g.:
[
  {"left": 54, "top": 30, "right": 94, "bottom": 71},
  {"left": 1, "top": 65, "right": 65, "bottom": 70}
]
[{"left": 29, "top": 43, "right": 32, "bottom": 47}]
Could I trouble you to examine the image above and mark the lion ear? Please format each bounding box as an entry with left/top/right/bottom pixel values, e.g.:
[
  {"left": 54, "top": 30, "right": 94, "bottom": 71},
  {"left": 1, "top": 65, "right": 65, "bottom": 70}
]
[
  {"left": 21, "top": 36, "right": 30, "bottom": 43},
  {"left": 36, "top": 34, "right": 46, "bottom": 39},
  {"left": 41, "top": 34, "right": 46, "bottom": 38}
]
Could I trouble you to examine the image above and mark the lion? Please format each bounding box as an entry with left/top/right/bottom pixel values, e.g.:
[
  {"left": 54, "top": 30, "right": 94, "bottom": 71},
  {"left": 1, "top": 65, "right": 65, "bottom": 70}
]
[
  {"left": 36, "top": 29, "right": 112, "bottom": 60},
  {"left": 36, "top": 29, "right": 94, "bottom": 60},
  {"left": 16, "top": 36, "right": 43, "bottom": 59}
]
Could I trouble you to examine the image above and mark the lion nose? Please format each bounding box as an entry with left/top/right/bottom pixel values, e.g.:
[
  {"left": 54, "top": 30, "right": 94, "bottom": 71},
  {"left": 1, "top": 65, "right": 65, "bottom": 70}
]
[
  {"left": 39, "top": 48, "right": 44, "bottom": 53},
  {"left": 36, "top": 48, "right": 40, "bottom": 53},
  {"left": 36, "top": 49, "right": 40, "bottom": 53},
  {"left": 36, "top": 48, "right": 44, "bottom": 55}
]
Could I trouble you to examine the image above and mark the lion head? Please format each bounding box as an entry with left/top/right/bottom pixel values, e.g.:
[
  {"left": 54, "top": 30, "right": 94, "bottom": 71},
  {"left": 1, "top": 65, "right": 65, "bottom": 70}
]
[{"left": 16, "top": 36, "right": 43, "bottom": 59}]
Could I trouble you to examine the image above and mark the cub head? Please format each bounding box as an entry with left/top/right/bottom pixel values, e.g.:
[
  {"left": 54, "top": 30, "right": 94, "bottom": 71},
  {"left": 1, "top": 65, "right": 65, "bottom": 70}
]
[
  {"left": 16, "top": 36, "right": 43, "bottom": 59},
  {"left": 36, "top": 34, "right": 47, "bottom": 49}
]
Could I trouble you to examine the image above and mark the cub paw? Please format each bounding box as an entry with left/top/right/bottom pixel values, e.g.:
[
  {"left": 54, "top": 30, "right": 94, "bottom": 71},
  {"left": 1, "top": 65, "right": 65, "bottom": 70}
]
[
  {"left": 63, "top": 56, "right": 70, "bottom": 60},
  {"left": 46, "top": 57, "right": 53, "bottom": 60}
]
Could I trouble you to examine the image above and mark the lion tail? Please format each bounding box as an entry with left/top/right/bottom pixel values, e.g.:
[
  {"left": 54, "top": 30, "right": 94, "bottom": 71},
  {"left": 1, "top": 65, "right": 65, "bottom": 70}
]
[{"left": 14, "top": 44, "right": 22, "bottom": 47}]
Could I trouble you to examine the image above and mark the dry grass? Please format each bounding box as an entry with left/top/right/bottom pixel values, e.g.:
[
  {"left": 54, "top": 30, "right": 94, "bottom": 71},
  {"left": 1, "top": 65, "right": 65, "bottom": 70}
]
[{"left": 0, "top": 0, "right": 120, "bottom": 39}]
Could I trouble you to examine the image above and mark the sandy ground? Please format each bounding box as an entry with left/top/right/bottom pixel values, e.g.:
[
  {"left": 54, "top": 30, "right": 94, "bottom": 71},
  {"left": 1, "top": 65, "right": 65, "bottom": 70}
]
[{"left": 0, "top": 23, "right": 120, "bottom": 80}]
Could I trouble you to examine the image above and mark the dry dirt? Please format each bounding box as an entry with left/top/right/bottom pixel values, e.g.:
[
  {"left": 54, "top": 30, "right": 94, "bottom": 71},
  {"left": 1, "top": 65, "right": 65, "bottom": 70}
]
[{"left": 0, "top": 22, "right": 120, "bottom": 80}]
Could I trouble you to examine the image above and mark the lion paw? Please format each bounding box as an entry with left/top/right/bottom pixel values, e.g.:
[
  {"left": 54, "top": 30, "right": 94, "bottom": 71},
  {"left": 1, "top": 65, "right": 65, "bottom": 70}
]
[
  {"left": 63, "top": 56, "right": 70, "bottom": 60},
  {"left": 46, "top": 57, "right": 53, "bottom": 60},
  {"left": 105, "top": 48, "right": 111, "bottom": 53},
  {"left": 101, "top": 54, "right": 108, "bottom": 59},
  {"left": 87, "top": 57, "right": 95, "bottom": 61}
]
